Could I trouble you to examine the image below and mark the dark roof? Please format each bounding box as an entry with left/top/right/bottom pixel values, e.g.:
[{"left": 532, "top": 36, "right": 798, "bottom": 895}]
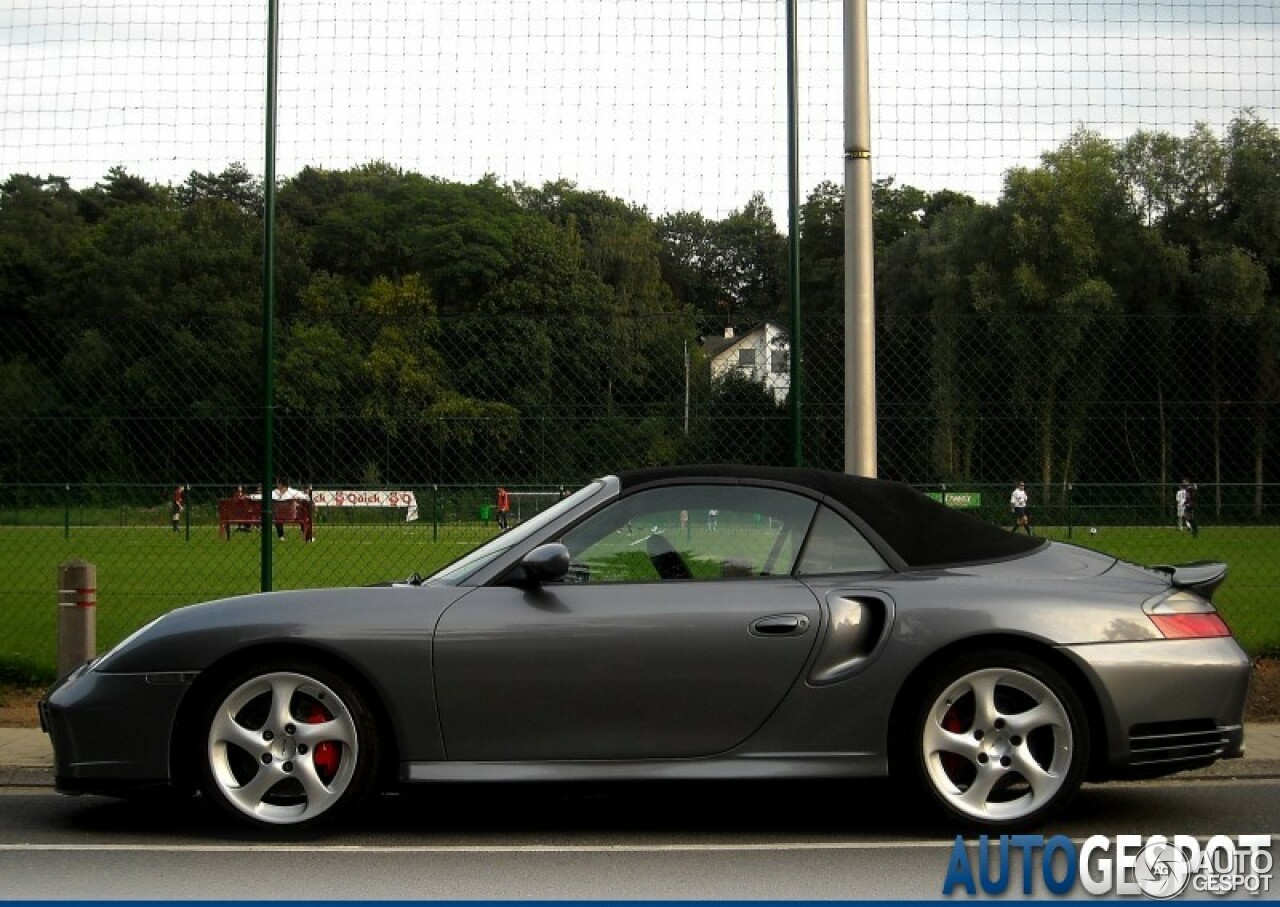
[
  {"left": 699, "top": 324, "right": 770, "bottom": 360},
  {"left": 700, "top": 334, "right": 741, "bottom": 358},
  {"left": 618, "top": 464, "right": 1044, "bottom": 569}
]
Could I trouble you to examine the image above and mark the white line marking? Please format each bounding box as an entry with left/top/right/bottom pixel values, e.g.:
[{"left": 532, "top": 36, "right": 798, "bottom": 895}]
[{"left": 0, "top": 840, "right": 954, "bottom": 854}]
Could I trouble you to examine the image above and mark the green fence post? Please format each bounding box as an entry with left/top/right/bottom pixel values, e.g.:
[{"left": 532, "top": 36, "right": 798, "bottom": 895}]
[
  {"left": 432, "top": 484, "right": 438, "bottom": 543},
  {"left": 785, "top": 0, "right": 802, "bottom": 468},
  {"left": 1066, "top": 482, "right": 1073, "bottom": 539},
  {"left": 64, "top": 483, "right": 70, "bottom": 540},
  {"left": 259, "top": 0, "right": 280, "bottom": 593},
  {"left": 184, "top": 482, "right": 191, "bottom": 541}
]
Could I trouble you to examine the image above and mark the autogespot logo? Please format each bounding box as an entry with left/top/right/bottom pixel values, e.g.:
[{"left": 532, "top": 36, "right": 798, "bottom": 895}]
[
  {"left": 1134, "top": 840, "right": 1192, "bottom": 899},
  {"left": 943, "top": 834, "right": 1273, "bottom": 898}
]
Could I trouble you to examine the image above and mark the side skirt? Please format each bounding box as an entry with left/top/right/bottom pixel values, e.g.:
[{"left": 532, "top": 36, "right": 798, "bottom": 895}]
[{"left": 404, "top": 753, "right": 884, "bottom": 783}]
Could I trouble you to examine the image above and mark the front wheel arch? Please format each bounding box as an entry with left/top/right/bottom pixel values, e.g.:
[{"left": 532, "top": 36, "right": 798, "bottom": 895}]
[
  {"left": 193, "top": 657, "right": 381, "bottom": 829},
  {"left": 171, "top": 644, "right": 399, "bottom": 797}
]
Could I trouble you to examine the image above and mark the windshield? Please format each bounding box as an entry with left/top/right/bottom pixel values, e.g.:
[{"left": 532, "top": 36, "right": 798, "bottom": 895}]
[{"left": 427, "top": 480, "right": 607, "bottom": 585}]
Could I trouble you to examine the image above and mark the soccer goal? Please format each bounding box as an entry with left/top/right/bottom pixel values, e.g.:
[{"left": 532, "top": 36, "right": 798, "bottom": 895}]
[{"left": 506, "top": 490, "right": 567, "bottom": 524}]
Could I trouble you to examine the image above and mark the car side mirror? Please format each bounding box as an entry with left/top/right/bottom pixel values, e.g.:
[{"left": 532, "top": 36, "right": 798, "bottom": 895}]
[{"left": 519, "top": 543, "right": 571, "bottom": 585}]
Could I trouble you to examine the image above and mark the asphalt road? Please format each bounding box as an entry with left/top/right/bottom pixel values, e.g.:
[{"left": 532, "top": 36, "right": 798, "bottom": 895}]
[{"left": 1, "top": 778, "right": 1278, "bottom": 900}]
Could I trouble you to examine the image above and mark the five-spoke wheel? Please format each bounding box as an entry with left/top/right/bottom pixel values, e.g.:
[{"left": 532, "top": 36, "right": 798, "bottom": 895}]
[
  {"left": 912, "top": 652, "right": 1089, "bottom": 828},
  {"left": 200, "top": 662, "right": 377, "bottom": 829}
]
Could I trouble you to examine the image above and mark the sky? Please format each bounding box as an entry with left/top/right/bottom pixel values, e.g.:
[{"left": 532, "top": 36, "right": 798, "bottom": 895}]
[{"left": 1, "top": 0, "right": 1277, "bottom": 221}]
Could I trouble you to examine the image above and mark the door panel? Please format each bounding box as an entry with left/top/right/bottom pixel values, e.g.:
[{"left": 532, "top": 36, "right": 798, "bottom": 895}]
[{"left": 433, "top": 580, "right": 820, "bottom": 761}]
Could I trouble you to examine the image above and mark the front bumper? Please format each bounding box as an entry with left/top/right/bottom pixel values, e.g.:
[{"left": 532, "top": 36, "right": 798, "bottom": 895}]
[
  {"left": 1063, "top": 636, "right": 1250, "bottom": 779},
  {"left": 41, "top": 664, "right": 194, "bottom": 794}
]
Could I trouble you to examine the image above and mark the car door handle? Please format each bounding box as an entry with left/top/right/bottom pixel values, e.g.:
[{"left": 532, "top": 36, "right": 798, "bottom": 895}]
[{"left": 751, "top": 614, "right": 810, "bottom": 636}]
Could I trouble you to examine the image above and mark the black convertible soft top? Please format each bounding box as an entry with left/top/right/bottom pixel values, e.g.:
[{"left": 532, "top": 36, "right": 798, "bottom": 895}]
[{"left": 619, "top": 464, "right": 1044, "bottom": 569}]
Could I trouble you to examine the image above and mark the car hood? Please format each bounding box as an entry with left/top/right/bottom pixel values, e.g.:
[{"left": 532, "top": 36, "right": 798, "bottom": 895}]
[{"left": 97, "top": 584, "right": 472, "bottom": 674}]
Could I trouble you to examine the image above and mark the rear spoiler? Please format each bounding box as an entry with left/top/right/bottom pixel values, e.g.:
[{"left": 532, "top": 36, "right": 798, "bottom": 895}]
[{"left": 1149, "top": 561, "right": 1228, "bottom": 600}]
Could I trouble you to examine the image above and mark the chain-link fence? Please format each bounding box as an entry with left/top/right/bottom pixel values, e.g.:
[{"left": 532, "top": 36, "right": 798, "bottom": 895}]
[
  {"left": 3, "top": 308, "right": 1278, "bottom": 675},
  {"left": 8, "top": 311, "right": 1276, "bottom": 486},
  {"left": 2, "top": 0, "right": 1278, "bottom": 676}
]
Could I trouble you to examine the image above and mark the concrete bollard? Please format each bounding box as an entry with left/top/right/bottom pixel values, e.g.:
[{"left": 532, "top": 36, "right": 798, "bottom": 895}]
[{"left": 57, "top": 559, "right": 97, "bottom": 679}]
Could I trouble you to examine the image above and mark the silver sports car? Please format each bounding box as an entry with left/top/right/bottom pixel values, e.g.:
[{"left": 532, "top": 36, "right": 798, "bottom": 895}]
[{"left": 41, "top": 465, "right": 1250, "bottom": 832}]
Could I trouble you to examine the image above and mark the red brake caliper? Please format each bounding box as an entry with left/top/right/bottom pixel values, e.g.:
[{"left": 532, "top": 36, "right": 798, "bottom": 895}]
[
  {"left": 302, "top": 701, "right": 340, "bottom": 784},
  {"left": 940, "top": 706, "right": 967, "bottom": 785}
]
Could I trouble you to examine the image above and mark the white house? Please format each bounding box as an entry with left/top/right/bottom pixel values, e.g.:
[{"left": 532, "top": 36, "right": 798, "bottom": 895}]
[{"left": 701, "top": 322, "right": 791, "bottom": 405}]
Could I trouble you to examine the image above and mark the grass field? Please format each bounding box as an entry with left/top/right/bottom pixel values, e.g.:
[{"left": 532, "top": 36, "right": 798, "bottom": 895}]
[
  {"left": 0, "top": 522, "right": 494, "bottom": 680},
  {"left": 1, "top": 520, "right": 1277, "bottom": 681}
]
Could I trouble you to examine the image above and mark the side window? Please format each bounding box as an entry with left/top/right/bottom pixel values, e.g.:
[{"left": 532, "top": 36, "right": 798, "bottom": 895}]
[
  {"left": 796, "top": 506, "right": 888, "bottom": 575},
  {"left": 558, "top": 485, "right": 817, "bottom": 584}
]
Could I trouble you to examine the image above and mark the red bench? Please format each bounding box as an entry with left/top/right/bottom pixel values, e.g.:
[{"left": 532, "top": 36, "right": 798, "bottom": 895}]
[{"left": 217, "top": 498, "right": 313, "bottom": 541}]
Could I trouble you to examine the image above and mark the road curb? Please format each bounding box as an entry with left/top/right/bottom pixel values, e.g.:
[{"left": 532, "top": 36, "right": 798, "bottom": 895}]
[{"left": 0, "top": 766, "right": 53, "bottom": 787}]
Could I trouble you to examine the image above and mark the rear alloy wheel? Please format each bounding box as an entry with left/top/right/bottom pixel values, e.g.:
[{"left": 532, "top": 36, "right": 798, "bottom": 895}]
[
  {"left": 200, "top": 662, "right": 378, "bottom": 830},
  {"left": 915, "top": 652, "right": 1089, "bottom": 829}
]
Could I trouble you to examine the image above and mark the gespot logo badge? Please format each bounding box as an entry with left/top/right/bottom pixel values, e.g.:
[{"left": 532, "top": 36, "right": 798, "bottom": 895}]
[{"left": 1134, "top": 840, "right": 1191, "bottom": 899}]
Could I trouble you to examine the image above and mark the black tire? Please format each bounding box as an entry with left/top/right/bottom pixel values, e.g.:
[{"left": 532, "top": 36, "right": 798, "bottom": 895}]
[
  {"left": 198, "top": 659, "right": 379, "bottom": 831},
  {"left": 904, "top": 649, "right": 1090, "bottom": 830}
]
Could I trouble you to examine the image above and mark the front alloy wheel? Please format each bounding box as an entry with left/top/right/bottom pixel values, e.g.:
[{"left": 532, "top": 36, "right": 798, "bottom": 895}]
[
  {"left": 916, "top": 653, "right": 1089, "bottom": 828},
  {"left": 201, "top": 663, "right": 377, "bottom": 829}
]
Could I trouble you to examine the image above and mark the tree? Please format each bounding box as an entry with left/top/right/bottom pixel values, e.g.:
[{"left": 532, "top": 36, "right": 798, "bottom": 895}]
[
  {"left": 515, "top": 180, "right": 690, "bottom": 418},
  {"left": 687, "top": 371, "right": 789, "bottom": 466},
  {"left": 975, "top": 130, "right": 1141, "bottom": 493},
  {"left": 1220, "top": 114, "right": 1280, "bottom": 513},
  {"left": 878, "top": 200, "right": 1003, "bottom": 481},
  {"left": 872, "top": 177, "right": 930, "bottom": 253},
  {"left": 0, "top": 175, "right": 85, "bottom": 323},
  {"left": 657, "top": 194, "right": 786, "bottom": 335},
  {"left": 176, "top": 163, "right": 264, "bottom": 215},
  {"left": 799, "top": 178, "right": 979, "bottom": 474},
  {"left": 656, "top": 209, "right": 726, "bottom": 333}
]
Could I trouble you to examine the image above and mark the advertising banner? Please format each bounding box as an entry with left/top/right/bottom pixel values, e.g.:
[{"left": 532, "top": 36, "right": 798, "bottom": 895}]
[{"left": 312, "top": 490, "right": 419, "bottom": 522}]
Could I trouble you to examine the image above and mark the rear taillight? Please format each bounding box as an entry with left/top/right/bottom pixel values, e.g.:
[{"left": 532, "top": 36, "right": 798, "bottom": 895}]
[
  {"left": 1149, "top": 612, "right": 1231, "bottom": 639},
  {"left": 1145, "top": 590, "right": 1233, "bottom": 639}
]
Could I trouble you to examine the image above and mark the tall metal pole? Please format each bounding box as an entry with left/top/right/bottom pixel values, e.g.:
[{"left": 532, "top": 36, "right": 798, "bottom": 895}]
[
  {"left": 259, "top": 0, "right": 280, "bottom": 590},
  {"left": 786, "top": 0, "right": 803, "bottom": 467},
  {"left": 844, "top": 0, "right": 877, "bottom": 476}
]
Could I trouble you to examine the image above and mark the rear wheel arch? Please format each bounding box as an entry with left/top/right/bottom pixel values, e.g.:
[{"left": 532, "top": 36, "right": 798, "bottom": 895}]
[
  {"left": 171, "top": 643, "right": 400, "bottom": 794},
  {"left": 888, "top": 634, "right": 1111, "bottom": 788}
]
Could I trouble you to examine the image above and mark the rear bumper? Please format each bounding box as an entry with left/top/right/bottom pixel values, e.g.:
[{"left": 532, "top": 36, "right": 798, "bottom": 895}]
[
  {"left": 41, "top": 664, "right": 192, "bottom": 794},
  {"left": 1062, "top": 636, "right": 1250, "bottom": 778}
]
